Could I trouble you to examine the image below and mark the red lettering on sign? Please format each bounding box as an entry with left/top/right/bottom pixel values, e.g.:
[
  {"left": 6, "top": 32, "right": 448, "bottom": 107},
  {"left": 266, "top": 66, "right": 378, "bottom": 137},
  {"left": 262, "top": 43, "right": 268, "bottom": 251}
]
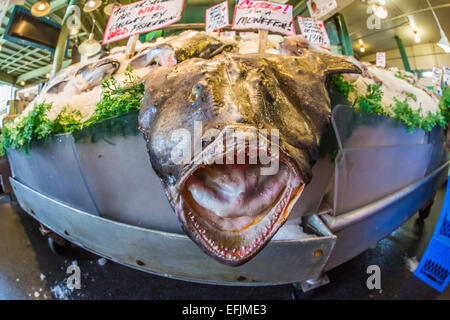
[
  {"left": 107, "top": 27, "right": 129, "bottom": 40},
  {"left": 138, "top": 5, "right": 165, "bottom": 15}
]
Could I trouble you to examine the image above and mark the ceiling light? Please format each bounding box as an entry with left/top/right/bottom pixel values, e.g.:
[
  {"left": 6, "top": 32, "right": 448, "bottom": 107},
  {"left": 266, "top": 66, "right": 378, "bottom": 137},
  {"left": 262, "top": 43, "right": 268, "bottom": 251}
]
[
  {"left": 104, "top": 2, "right": 118, "bottom": 16},
  {"left": 437, "top": 30, "right": 450, "bottom": 53},
  {"left": 372, "top": 3, "right": 388, "bottom": 19},
  {"left": 20, "top": 81, "right": 25, "bottom": 86},
  {"left": 70, "top": 27, "right": 79, "bottom": 36},
  {"left": 360, "top": 46, "right": 366, "bottom": 53},
  {"left": 83, "top": 0, "right": 102, "bottom": 13},
  {"left": 84, "top": 0, "right": 102, "bottom": 12},
  {"left": 426, "top": 0, "right": 450, "bottom": 53},
  {"left": 79, "top": 33, "right": 101, "bottom": 57},
  {"left": 31, "top": 1, "right": 51, "bottom": 17},
  {"left": 413, "top": 30, "right": 421, "bottom": 43},
  {"left": 46, "top": 73, "right": 50, "bottom": 79}
]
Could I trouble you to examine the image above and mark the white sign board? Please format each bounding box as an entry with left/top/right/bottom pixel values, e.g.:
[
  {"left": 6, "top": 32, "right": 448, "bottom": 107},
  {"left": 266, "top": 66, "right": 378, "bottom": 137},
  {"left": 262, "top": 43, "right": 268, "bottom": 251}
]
[
  {"left": 443, "top": 65, "right": 450, "bottom": 88},
  {"left": 297, "top": 16, "right": 330, "bottom": 49},
  {"left": 307, "top": 0, "right": 337, "bottom": 20},
  {"left": 102, "top": 0, "right": 184, "bottom": 45},
  {"left": 232, "top": 0, "right": 295, "bottom": 36},
  {"left": 432, "top": 67, "right": 443, "bottom": 86},
  {"left": 220, "top": 31, "right": 236, "bottom": 38},
  {"left": 376, "top": 52, "right": 386, "bottom": 68},
  {"left": 0, "top": 0, "right": 10, "bottom": 28},
  {"left": 205, "top": 1, "right": 229, "bottom": 33}
]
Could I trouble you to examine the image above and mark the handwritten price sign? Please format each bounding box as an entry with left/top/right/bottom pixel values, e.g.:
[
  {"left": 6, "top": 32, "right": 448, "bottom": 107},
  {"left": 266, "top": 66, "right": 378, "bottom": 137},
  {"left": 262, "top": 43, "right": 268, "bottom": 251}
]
[
  {"left": 205, "top": 1, "right": 229, "bottom": 33},
  {"left": 232, "top": 0, "right": 295, "bottom": 36},
  {"left": 297, "top": 16, "right": 331, "bottom": 49},
  {"left": 102, "top": 0, "right": 184, "bottom": 45}
]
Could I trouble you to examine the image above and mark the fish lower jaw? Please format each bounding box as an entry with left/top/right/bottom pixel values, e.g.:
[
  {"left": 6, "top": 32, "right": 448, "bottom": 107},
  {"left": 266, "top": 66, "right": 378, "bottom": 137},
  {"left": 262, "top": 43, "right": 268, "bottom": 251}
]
[{"left": 184, "top": 181, "right": 297, "bottom": 264}]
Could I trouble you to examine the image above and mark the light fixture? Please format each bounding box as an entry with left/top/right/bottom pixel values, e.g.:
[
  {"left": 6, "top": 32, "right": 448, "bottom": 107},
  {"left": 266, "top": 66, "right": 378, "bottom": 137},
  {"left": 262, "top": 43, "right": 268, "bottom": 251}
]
[
  {"left": 31, "top": 1, "right": 51, "bottom": 17},
  {"left": 83, "top": 0, "right": 102, "bottom": 13},
  {"left": 104, "top": 2, "right": 118, "bottom": 16},
  {"left": 426, "top": 0, "right": 450, "bottom": 53},
  {"left": 413, "top": 30, "right": 421, "bottom": 43},
  {"left": 45, "top": 73, "right": 50, "bottom": 79},
  {"left": 78, "top": 19, "right": 101, "bottom": 57},
  {"left": 20, "top": 81, "right": 25, "bottom": 86},
  {"left": 437, "top": 30, "right": 450, "bottom": 53},
  {"left": 360, "top": 46, "right": 366, "bottom": 53},
  {"left": 372, "top": 2, "right": 388, "bottom": 19},
  {"left": 70, "top": 27, "right": 80, "bottom": 36}
]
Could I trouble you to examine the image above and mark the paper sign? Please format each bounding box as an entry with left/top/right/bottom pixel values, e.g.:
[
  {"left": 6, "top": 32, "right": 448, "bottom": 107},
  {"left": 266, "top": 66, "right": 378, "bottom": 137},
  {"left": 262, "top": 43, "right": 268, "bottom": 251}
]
[
  {"left": 102, "top": 0, "right": 184, "bottom": 45},
  {"left": 205, "top": 1, "right": 229, "bottom": 33},
  {"left": 232, "top": 0, "right": 295, "bottom": 36},
  {"left": 220, "top": 31, "right": 236, "bottom": 38},
  {"left": 443, "top": 65, "right": 450, "bottom": 88},
  {"left": 307, "top": 0, "right": 337, "bottom": 20},
  {"left": 432, "top": 67, "right": 443, "bottom": 86},
  {"left": 297, "top": 16, "right": 330, "bottom": 49},
  {"left": 0, "top": 0, "right": 10, "bottom": 28},
  {"left": 376, "top": 52, "right": 386, "bottom": 68}
]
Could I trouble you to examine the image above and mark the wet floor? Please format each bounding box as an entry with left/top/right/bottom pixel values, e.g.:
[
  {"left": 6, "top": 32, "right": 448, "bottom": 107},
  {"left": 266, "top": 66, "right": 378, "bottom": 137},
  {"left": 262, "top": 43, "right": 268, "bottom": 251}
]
[{"left": 0, "top": 187, "right": 449, "bottom": 300}]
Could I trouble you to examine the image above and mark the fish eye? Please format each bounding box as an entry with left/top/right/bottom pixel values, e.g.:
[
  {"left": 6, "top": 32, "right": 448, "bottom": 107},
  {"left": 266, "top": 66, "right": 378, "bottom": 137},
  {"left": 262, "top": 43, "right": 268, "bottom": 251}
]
[{"left": 189, "top": 84, "right": 203, "bottom": 103}]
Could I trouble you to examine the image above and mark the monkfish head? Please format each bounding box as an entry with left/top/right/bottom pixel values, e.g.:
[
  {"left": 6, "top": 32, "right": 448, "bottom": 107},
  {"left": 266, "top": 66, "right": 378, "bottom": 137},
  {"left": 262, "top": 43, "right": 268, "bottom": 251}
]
[{"left": 139, "top": 51, "right": 360, "bottom": 266}]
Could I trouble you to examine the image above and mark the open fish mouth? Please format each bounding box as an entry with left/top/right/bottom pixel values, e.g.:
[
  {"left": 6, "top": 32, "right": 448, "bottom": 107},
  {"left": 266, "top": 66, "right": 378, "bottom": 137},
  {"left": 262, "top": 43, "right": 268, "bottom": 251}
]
[{"left": 177, "top": 151, "right": 304, "bottom": 266}]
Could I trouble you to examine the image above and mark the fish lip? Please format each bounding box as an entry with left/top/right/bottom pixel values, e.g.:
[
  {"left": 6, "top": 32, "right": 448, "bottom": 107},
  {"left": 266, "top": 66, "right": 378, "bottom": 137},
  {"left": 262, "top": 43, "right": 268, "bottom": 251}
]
[{"left": 175, "top": 153, "right": 304, "bottom": 266}]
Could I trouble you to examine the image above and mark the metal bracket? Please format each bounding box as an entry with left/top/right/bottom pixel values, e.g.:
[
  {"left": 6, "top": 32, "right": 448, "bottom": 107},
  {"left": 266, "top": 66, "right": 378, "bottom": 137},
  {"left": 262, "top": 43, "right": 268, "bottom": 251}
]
[{"left": 295, "top": 273, "right": 330, "bottom": 292}]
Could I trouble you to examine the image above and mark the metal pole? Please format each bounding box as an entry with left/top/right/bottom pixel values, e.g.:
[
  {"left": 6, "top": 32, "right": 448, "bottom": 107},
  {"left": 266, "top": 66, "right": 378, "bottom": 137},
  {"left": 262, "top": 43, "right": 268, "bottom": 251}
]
[
  {"left": 394, "top": 35, "right": 412, "bottom": 72},
  {"left": 51, "top": 0, "right": 79, "bottom": 77},
  {"left": 336, "top": 13, "right": 353, "bottom": 57}
]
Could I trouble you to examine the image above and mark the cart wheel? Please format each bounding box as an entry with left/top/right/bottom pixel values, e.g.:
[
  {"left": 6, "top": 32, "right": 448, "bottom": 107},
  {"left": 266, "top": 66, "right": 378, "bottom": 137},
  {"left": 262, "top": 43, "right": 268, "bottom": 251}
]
[
  {"left": 47, "top": 235, "right": 70, "bottom": 256},
  {"left": 418, "top": 200, "right": 433, "bottom": 221}
]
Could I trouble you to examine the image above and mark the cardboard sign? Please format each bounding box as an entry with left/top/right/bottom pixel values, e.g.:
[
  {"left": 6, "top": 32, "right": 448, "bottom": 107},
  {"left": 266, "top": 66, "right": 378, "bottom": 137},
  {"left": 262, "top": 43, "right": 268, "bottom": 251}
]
[
  {"left": 297, "top": 16, "right": 330, "bottom": 49},
  {"left": 102, "top": 0, "right": 184, "bottom": 45},
  {"left": 432, "top": 67, "right": 443, "bottom": 86},
  {"left": 307, "top": 0, "right": 337, "bottom": 20},
  {"left": 232, "top": 0, "right": 295, "bottom": 36},
  {"left": 376, "top": 52, "right": 386, "bottom": 68},
  {"left": 205, "top": 1, "right": 229, "bottom": 33}
]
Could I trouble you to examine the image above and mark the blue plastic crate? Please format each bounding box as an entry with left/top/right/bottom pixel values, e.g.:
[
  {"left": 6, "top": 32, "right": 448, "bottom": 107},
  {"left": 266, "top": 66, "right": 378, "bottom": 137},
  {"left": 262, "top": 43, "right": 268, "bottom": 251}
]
[
  {"left": 433, "top": 183, "right": 450, "bottom": 245},
  {"left": 415, "top": 237, "right": 450, "bottom": 292}
]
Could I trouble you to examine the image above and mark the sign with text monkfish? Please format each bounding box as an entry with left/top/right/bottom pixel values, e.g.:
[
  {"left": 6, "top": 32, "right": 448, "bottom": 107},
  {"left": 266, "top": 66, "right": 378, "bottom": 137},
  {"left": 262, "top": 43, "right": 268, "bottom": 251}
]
[
  {"left": 102, "top": 0, "right": 184, "bottom": 45},
  {"left": 232, "top": 0, "right": 295, "bottom": 36}
]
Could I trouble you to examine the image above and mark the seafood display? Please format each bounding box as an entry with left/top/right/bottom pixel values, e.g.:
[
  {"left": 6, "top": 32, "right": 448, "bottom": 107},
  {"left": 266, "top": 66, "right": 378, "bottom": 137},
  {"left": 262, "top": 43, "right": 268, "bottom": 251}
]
[{"left": 10, "top": 31, "right": 446, "bottom": 266}]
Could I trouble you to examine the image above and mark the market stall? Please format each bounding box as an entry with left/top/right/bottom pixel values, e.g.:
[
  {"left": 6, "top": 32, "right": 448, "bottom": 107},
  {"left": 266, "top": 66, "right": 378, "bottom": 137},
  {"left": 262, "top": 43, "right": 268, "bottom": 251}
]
[{"left": 0, "top": 0, "right": 448, "bottom": 291}]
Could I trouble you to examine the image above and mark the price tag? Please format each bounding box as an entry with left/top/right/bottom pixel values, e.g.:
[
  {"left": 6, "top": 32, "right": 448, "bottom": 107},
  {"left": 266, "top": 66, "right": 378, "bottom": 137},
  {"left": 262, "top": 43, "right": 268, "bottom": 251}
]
[
  {"left": 443, "top": 65, "right": 450, "bottom": 88},
  {"left": 232, "top": 0, "right": 295, "bottom": 36},
  {"left": 432, "top": 67, "right": 443, "bottom": 86},
  {"left": 376, "top": 52, "right": 386, "bottom": 68},
  {"left": 102, "top": 0, "right": 184, "bottom": 45},
  {"left": 297, "top": 16, "right": 330, "bottom": 49},
  {"left": 307, "top": 0, "right": 338, "bottom": 20},
  {"left": 205, "top": 1, "right": 229, "bottom": 33}
]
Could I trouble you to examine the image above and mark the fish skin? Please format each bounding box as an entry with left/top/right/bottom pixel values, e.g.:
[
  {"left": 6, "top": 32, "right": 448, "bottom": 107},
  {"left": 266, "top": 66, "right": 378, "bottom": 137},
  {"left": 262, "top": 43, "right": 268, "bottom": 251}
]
[
  {"left": 129, "top": 31, "right": 236, "bottom": 69},
  {"left": 139, "top": 50, "right": 360, "bottom": 265}
]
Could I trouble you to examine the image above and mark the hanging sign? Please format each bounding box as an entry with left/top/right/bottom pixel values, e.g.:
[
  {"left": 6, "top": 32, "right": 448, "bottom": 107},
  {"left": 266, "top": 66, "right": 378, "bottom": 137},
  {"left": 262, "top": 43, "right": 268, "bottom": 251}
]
[
  {"left": 376, "top": 52, "right": 386, "bottom": 68},
  {"left": 205, "top": 1, "right": 229, "bottom": 33},
  {"left": 297, "top": 16, "right": 330, "bottom": 49},
  {"left": 432, "top": 67, "right": 443, "bottom": 86},
  {"left": 102, "top": 0, "right": 184, "bottom": 45},
  {"left": 307, "top": 0, "right": 337, "bottom": 20},
  {"left": 232, "top": 0, "right": 295, "bottom": 36}
]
